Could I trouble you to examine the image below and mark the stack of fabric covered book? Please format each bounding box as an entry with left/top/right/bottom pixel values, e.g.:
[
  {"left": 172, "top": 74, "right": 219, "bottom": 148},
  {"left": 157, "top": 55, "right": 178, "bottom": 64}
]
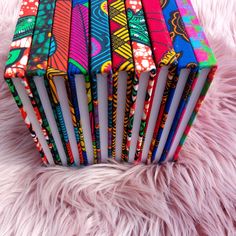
[{"left": 4, "top": 0, "right": 217, "bottom": 166}]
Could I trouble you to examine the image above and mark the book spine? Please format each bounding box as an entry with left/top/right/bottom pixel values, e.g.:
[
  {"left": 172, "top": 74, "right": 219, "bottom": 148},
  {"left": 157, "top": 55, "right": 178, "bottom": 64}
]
[
  {"left": 84, "top": 75, "right": 97, "bottom": 162},
  {"left": 91, "top": 73, "right": 101, "bottom": 163},
  {"left": 147, "top": 65, "right": 178, "bottom": 163},
  {"left": 124, "top": 0, "right": 156, "bottom": 161},
  {"left": 108, "top": 0, "right": 135, "bottom": 159},
  {"left": 90, "top": 0, "right": 112, "bottom": 163},
  {"left": 67, "top": 0, "right": 91, "bottom": 165},
  {"left": 107, "top": 72, "right": 113, "bottom": 158}
]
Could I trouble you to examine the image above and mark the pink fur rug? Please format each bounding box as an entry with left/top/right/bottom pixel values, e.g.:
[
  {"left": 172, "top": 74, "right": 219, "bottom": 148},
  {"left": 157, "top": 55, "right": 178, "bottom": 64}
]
[{"left": 0, "top": 0, "right": 236, "bottom": 235}]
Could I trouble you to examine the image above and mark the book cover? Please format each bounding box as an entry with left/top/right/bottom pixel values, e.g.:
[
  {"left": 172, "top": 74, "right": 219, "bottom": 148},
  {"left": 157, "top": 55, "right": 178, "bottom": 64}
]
[
  {"left": 124, "top": 0, "right": 156, "bottom": 162},
  {"left": 4, "top": 0, "right": 54, "bottom": 165},
  {"left": 67, "top": 0, "right": 91, "bottom": 165},
  {"left": 134, "top": 0, "right": 177, "bottom": 163},
  {"left": 90, "top": 0, "right": 112, "bottom": 163},
  {"left": 46, "top": 0, "right": 83, "bottom": 166},
  {"left": 170, "top": 0, "right": 217, "bottom": 161},
  {"left": 108, "top": 0, "right": 135, "bottom": 159},
  {"left": 149, "top": 0, "right": 199, "bottom": 163},
  {"left": 26, "top": 0, "right": 65, "bottom": 165}
]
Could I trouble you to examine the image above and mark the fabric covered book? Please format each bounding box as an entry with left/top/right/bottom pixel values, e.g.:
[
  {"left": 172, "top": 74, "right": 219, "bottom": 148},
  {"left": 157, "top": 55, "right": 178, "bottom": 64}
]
[
  {"left": 4, "top": 0, "right": 55, "bottom": 165},
  {"left": 123, "top": 0, "right": 156, "bottom": 162},
  {"left": 4, "top": 0, "right": 217, "bottom": 166},
  {"left": 27, "top": 0, "right": 67, "bottom": 166},
  {"left": 108, "top": 0, "right": 135, "bottom": 160},
  {"left": 136, "top": 0, "right": 177, "bottom": 164},
  {"left": 90, "top": 0, "right": 112, "bottom": 163},
  {"left": 165, "top": 0, "right": 217, "bottom": 161},
  {"left": 67, "top": 0, "right": 91, "bottom": 165},
  {"left": 147, "top": 0, "right": 199, "bottom": 163}
]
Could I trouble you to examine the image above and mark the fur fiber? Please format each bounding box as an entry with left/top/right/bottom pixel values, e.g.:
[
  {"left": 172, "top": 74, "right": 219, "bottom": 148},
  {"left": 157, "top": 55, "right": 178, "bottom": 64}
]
[{"left": 0, "top": 0, "right": 236, "bottom": 235}]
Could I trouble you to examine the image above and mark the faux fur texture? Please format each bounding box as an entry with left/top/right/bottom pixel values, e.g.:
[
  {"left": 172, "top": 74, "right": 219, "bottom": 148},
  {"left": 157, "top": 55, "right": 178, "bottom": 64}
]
[{"left": 0, "top": 0, "right": 236, "bottom": 235}]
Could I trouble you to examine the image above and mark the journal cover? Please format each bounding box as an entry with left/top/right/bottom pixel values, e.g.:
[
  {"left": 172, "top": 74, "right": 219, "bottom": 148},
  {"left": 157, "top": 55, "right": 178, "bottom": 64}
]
[
  {"left": 4, "top": 0, "right": 49, "bottom": 164},
  {"left": 149, "top": 0, "right": 199, "bottom": 163},
  {"left": 108, "top": 0, "right": 135, "bottom": 159},
  {"left": 67, "top": 0, "right": 90, "bottom": 165},
  {"left": 46, "top": 0, "right": 81, "bottom": 165},
  {"left": 123, "top": 0, "right": 156, "bottom": 161},
  {"left": 135, "top": 0, "right": 177, "bottom": 162},
  {"left": 172, "top": 0, "right": 217, "bottom": 161},
  {"left": 26, "top": 0, "right": 63, "bottom": 165},
  {"left": 90, "top": 0, "right": 112, "bottom": 163},
  {"left": 159, "top": 0, "right": 199, "bottom": 162}
]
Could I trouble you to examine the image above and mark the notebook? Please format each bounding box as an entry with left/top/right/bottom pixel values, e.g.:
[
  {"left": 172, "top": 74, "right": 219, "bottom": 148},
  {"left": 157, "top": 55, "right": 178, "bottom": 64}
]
[
  {"left": 123, "top": 0, "right": 156, "bottom": 162},
  {"left": 4, "top": 0, "right": 55, "bottom": 165},
  {"left": 90, "top": 0, "right": 112, "bottom": 163},
  {"left": 45, "top": 0, "right": 82, "bottom": 166},
  {"left": 67, "top": 0, "right": 91, "bottom": 165},
  {"left": 26, "top": 0, "right": 68, "bottom": 166},
  {"left": 165, "top": 0, "right": 217, "bottom": 161},
  {"left": 148, "top": 0, "right": 200, "bottom": 163},
  {"left": 136, "top": 0, "right": 177, "bottom": 163},
  {"left": 5, "top": 0, "right": 217, "bottom": 166},
  {"left": 108, "top": 0, "right": 135, "bottom": 160}
]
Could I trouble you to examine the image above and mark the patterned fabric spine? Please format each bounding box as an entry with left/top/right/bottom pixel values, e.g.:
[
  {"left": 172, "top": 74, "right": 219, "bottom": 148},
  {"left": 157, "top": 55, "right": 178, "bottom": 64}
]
[
  {"left": 108, "top": 0, "right": 135, "bottom": 159},
  {"left": 26, "top": 0, "right": 62, "bottom": 165},
  {"left": 47, "top": 0, "right": 78, "bottom": 165},
  {"left": 68, "top": 0, "right": 90, "bottom": 165},
  {"left": 148, "top": 67, "right": 178, "bottom": 163},
  {"left": 173, "top": 0, "right": 217, "bottom": 160},
  {"left": 123, "top": 0, "right": 156, "bottom": 161},
  {"left": 90, "top": 0, "right": 112, "bottom": 163},
  {"left": 135, "top": 0, "right": 177, "bottom": 162},
  {"left": 4, "top": 0, "right": 48, "bottom": 164}
]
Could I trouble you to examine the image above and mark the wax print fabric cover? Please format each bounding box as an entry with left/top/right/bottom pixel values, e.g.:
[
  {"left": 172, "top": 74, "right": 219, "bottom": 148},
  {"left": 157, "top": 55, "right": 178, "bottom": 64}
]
[
  {"left": 26, "top": 0, "right": 62, "bottom": 165},
  {"left": 67, "top": 0, "right": 90, "bottom": 165},
  {"left": 90, "top": 0, "right": 112, "bottom": 163},
  {"left": 4, "top": 0, "right": 49, "bottom": 164},
  {"left": 47, "top": 0, "right": 82, "bottom": 166},
  {"left": 172, "top": 0, "right": 217, "bottom": 161},
  {"left": 148, "top": 0, "right": 199, "bottom": 163},
  {"left": 124, "top": 0, "right": 156, "bottom": 161},
  {"left": 135, "top": 0, "right": 177, "bottom": 162},
  {"left": 108, "top": 0, "right": 135, "bottom": 159},
  {"left": 160, "top": 1, "right": 198, "bottom": 162}
]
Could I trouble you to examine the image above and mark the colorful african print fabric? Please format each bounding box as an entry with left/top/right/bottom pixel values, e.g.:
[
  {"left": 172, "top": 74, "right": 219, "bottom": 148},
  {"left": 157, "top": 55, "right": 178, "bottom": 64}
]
[
  {"left": 46, "top": 0, "right": 81, "bottom": 166},
  {"left": 123, "top": 0, "right": 156, "bottom": 161},
  {"left": 90, "top": 0, "right": 112, "bottom": 163},
  {"left": 135, "top": 0, "right": 177, "bottom": 163},
  {"left": 26, "top": 0, "right": 62, "bottom": 165},
  {"left": 172, "top": 0, "right": 217, "bottom": 160},
  {"left": 148, "top": 0, "right": 199, "bottom": 163},
  {"left": 160, "top": 1, "right": 198, "bottom": 162},
  {"left": 108, "top": 0, "right": 135, "bottom": 159},
  {"left": 67, "top": 0, "right": 90, "bottom": 165},
  {"left": 4, "top": 0, "right": 49, "bottom": 165},
  {"left": 4, "top": 0, "right": 217, "bottom": 166}
]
